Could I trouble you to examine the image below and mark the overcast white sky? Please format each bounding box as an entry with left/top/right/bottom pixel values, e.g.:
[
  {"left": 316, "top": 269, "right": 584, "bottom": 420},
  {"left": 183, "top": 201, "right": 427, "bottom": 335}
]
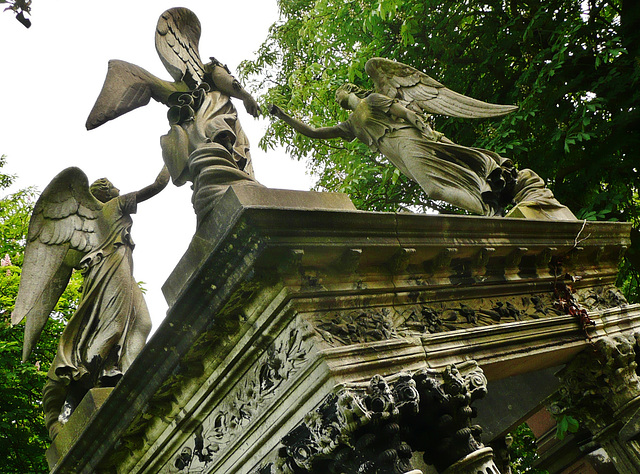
[{"left": 0, "top": 1, "right": 314, "bottom": 331}]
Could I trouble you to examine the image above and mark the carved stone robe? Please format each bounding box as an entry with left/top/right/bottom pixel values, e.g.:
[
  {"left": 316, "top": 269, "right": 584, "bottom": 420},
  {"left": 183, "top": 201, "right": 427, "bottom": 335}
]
[
  {"left": 337, "top": 93, "right": 505, "bottom": 215},
  {"left": 49, "top": 193, "right": 151, "bottom": 388},
  {"left": 160, "top": 87, "right": 259, "bottom": 223}
]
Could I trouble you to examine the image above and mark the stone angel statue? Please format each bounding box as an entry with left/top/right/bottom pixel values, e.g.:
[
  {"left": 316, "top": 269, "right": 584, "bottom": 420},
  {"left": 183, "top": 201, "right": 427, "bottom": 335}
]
[
  {"left": 86, "top": 7, "right": 262, "bottom": 224},
  {"left": 270, "top": 57, "right": 574, "bottom": 219},
  {"left": 12, "top": 166, "right": 169, "bottom": 439}
]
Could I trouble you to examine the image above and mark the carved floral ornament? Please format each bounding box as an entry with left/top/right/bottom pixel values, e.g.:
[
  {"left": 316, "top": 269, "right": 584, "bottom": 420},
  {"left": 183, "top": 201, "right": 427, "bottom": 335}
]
[
  {"left": 554, "top": 332, "right": 640, "bottom": 434},
  {"left": 255, "top": 364, "right": 499, "bottom": 474},
  {"left": 170, "top": 328, "right": 309, "bottom": 472}
]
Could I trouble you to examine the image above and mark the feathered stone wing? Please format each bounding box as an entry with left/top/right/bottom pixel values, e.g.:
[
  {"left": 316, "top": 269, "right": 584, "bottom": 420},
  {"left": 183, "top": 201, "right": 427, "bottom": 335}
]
[
  {"left": 155, "top": 7, "right": 206, "bottom": 86},
  {"left": 12, "top": 167, "right": 104, "bottom": 362},
  {"left": 87, "top": 8, "right": 205, "bottom": 131},
  {"left": 86, "top": 60, "right": 186, "bottom": 130},
  {"left": 365, "top": 57, "right": 518, "bottom": 118}
]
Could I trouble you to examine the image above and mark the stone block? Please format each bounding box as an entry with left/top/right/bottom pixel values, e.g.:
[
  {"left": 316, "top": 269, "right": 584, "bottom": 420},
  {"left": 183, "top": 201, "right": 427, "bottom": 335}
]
[
  {"left": 162, "top": 186, "right": 356, "bottom": 307},
  {"left": 46, "top": 387, "right": 113, "bottom": 470},
  {"left": 506, "top": 202, "right": 577, "bottom": 221}
]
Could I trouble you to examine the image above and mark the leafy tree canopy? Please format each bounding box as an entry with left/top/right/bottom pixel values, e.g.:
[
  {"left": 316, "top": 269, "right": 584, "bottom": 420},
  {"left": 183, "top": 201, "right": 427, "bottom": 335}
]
[
  {"left": 0, "top": 155, "right": 79, "bottom": 473},
  {"left": 240, "top": 0, "right": 640, "bottom": 298}
]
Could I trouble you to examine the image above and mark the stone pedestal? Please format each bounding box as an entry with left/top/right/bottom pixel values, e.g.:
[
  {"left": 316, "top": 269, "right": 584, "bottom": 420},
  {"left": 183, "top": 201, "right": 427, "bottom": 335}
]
[
  {"left": 48, "top": 187, "right": 639, "bottom": 473},
  {"left": 46, "top": 387, "right": 112, "bottom": 470}
]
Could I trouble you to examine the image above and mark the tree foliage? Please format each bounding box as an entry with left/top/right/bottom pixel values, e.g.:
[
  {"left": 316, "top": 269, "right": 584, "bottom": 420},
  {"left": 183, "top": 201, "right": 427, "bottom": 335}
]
[
  {"left": 0, "top": 156, "right": 79, "bottom": 473},
  {"left": 1, "top": 0, "right": 31, "bottom": 28},
  {"left": 509, "top": 423, "right": 547, "bottom": 473},
  {"left": 240, "top": 0, "right": 640, "bottom": 296}
]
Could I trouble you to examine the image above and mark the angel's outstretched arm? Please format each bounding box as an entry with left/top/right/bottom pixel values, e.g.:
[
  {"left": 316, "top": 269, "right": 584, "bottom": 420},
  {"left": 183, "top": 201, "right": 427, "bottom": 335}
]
[
  {"left": 269, "top": 104, "right": 354, "bottom": 140},
  {"left": 208, "top": 62, "right": 261, "bottom": 118},
  {"left": 135, "top": 166, "right": 171, "bottom": 203}
]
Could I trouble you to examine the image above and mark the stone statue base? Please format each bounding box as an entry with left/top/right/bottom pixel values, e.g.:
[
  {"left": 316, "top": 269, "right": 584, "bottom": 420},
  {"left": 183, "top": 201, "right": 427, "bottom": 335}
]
[
  {"left": 506, "top": 200, "right": 577, "bottom": 221},
  {"left": 48, "top": 187, "right": 639, "bottom": 473},
  {"left": 442, "top": 447, "right": 498, "bottom": 474},
  {"left": 45, "top": 387, "right": 113, "bottom": 470}
]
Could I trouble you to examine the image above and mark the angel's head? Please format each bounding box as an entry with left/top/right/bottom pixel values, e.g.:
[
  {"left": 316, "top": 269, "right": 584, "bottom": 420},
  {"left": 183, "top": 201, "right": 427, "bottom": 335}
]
[
  {"left": 90, "top": 178, "right": 120, "bottom": 203},
  {"left": 335, "top": 83, "right": 370, "bottom": 110}
]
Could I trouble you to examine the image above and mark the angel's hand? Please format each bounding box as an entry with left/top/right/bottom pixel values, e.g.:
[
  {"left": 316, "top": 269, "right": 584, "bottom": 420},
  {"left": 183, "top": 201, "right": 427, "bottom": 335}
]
[
  {"left": 243, "top": 96, "right": 262, "bottom": 118},
  {"left": 138, "top": 165, "right": 170, "bottom": 202},
  {"left": 268, "top": 104, "right": 284, "bottom": 118},
  {"left": 406, "top": 111, "right": 427, "bottom": 133}
]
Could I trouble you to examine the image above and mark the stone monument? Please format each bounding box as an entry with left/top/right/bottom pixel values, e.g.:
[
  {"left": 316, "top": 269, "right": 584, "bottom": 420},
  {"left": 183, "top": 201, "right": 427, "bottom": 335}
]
[
  {"left": 86, "top": 7, "right": 262, "bottom": 226},
  {"left": 12, "top": 165, "right": 169, "bottom": 441},
  {"left": 43, "top": 185, "right": 639, "bottom": 473},
  {"left": 24, "top": 7, "right": 640, "bottom": 474}
]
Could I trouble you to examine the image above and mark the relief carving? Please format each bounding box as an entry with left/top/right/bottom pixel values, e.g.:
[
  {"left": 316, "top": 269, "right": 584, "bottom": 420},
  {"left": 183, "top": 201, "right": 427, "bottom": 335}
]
[
  {"left": 554, "top": 332, "right": 640, "bottom": 434},
  {"left": 275, "top": 365, "right": 499, "bottom": 474},
  {"left": 313, "top": 308, "right": 396, "bottom": 345},
  {"left": 308, "top": 285, "right": 625, "bottom": 347},
  {"left": 550, "top": 332, "right": 640, "bottom": 473},
  {"left": 574, "top": 285, "right": 627, "bottom": 311},
  {"left": 170, "top": 327, "right": 309, "bottom": 472}
]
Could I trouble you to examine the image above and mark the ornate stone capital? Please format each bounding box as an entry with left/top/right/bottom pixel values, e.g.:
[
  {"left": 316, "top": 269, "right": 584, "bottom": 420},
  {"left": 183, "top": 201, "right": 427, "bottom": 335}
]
[
  {"left": 555, "top": 332, "right": 640, "bottom": 434},
  {"left": 273, "top": 364, "right": 498, "bottom": 474}
]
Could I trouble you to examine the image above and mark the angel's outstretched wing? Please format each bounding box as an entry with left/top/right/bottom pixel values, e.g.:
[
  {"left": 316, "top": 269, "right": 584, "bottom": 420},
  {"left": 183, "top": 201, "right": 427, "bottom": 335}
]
[
  {"left": 86, "top": 60, "right": 186, "bottom": 130},
  {"left": 155, "top": 7, "right": 206, "bottom": 87},
  {"left": 365, "top": 57, "right": 518, "bottom": 118},
  {"left": 12, "top": 167, "right": 103, "bottom": 362}
]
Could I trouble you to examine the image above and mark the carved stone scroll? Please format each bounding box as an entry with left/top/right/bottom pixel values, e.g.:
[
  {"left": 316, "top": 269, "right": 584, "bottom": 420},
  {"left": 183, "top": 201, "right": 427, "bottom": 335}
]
[{"left": 168, "top": 327, "right": 310, "bottom": 472}]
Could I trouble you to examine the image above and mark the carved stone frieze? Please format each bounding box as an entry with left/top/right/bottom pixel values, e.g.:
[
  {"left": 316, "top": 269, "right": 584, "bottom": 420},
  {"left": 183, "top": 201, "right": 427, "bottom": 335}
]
[
  {"left": 273, "top": 365, "right": 498, "bottom": 474},
  {"left": 313, "top": 308, "right": 396, "bottom": 346},
  {"left": 573, "top": 285, "right": 627, "bottom": 311},
  {"left": 307, "top": 285, "right": 626, "bottom": 347},
  {"left": 168, "top": 327, "right": 310, "bottom": 472}
]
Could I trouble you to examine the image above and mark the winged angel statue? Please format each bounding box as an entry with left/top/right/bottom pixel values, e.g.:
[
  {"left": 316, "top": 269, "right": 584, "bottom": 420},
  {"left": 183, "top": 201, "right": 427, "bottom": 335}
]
[
  {"left": 86, "top": 7, "right": 262, "bottom": 224},
  {"left": 12, "top": 166, "right": 169, "bottom": 439},
  {"left": 270, "top": 58, "right": 575, "bottom": 219}
]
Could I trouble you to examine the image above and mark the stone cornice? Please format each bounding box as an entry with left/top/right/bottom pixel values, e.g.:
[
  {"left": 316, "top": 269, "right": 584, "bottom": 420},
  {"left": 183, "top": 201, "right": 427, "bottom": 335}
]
[{"left": 49, "top": 187, "right": 634, "bottom": 473}]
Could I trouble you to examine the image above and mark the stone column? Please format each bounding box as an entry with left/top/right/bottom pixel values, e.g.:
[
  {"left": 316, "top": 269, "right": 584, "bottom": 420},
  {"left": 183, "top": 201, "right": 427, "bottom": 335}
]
[
  {"left": 555, "top": 333, "right": 640, "bottom": 473},
  {"left": 273, "top": 364, "right": 501, "bottom": 474}
]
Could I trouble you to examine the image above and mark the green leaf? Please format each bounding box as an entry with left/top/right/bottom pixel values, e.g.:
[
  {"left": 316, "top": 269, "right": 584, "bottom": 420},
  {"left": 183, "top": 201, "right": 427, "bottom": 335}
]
[
  {"left": 566, "top": 416, "right": 580, "bottom": 433},
  {"left": 556, "top": 415, "right": 569, "bottom": 440}
]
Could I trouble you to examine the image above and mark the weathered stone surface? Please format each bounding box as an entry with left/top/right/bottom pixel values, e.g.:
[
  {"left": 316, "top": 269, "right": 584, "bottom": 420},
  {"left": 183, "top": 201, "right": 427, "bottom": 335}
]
[
  {"left": 272, "top": 365, "right": 494, "bottom": 474},
  {"left": 441, "top": 447, "right": 499, "bottom": 474},
  {"left": 46, "top": 387, "right": 113, "bottom": 470},
  {"left": 13, "top": 166, "right": 168, "bottom": 440},
  {"left": 553, "top": 332, "right": 640, "bottom": 473},
  {"left": 49, "top": 186, "right": 637, "bottom": 473},
  {"left": 271, "top": 57, "right": 572, "bottom": 220},
  {"left": 506, "top": 201, "right": 576, "bottom": 221},
  {"left": 162, "top": 186, "right": 356, "bottom": 307},
  {"left": 87, "top": 8, "right": 264, "bottom": 225}
]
